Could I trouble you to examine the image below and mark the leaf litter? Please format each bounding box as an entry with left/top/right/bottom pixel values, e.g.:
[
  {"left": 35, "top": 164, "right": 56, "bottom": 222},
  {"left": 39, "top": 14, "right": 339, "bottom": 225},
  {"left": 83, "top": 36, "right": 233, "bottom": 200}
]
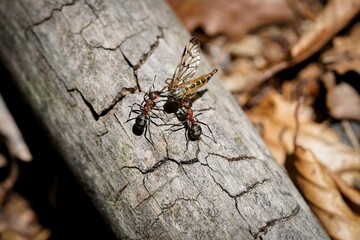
[
  {"left": 169, "top": 0, "right": 360, "bottom": 238},
  {"left": 0, "top": 95, "right": 49, "bottom": 240}
]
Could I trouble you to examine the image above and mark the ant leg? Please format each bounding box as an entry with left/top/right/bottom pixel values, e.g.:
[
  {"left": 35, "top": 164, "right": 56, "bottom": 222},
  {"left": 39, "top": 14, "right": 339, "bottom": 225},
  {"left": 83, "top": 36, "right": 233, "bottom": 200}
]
[
  {"left": 185, "top": 128, "right": 190, "bottom": 150},
  {"left": 150, "top": 118, "right": 168, "bottom": 127},
  {"left": 193, "top": 112, "right": 203, "bottom": 118},
  {"left": 126, "top": 110, "right": 142, "bottom": 122},
  {"left": 197, "top": 121, "right": 217, "bottom": 143},
  {"left": 167, "top": 125, "right": 185, "bottom": 132},
  {"left": 143, "top": 121, "right": 155, "bottom": 146},
  {"left": 125, "top": 116, "right": 138, "bottom": 123},
  {"left": 128, "top": 103, "right": 143, "bottom": 118},
  {"left": 148, "top": 110, "right": 165, "bottom": 121},
  {"left": 167, "top": 126, "right": 184, "bottom": 132}
]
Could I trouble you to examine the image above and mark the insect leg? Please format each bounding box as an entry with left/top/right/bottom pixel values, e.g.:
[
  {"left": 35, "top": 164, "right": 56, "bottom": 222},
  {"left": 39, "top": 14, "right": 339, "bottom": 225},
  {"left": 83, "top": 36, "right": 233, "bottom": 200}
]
[
  {"left": 197, "top": 121, "right": 217, "bottom": 143},
  {"left": 143, "top": 120, "right": 155, "bottom": 146}
]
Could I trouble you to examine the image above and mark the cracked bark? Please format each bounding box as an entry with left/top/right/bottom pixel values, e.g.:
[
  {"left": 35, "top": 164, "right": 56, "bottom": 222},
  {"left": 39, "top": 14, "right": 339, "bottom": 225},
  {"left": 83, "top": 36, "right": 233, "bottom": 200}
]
[{"left": 0, "top": 0, "right": 329, "bottom": 239}]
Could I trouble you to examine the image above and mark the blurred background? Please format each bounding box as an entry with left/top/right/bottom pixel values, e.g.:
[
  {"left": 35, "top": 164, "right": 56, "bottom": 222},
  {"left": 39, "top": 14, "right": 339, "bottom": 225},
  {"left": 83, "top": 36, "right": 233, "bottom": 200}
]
[{"left": 1, "top": 0, "right": 360, "bottom": 239}]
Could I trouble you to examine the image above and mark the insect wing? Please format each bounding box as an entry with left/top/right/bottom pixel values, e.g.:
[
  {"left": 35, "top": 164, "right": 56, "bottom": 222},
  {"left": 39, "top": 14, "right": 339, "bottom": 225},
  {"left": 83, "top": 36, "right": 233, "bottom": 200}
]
[{"left": 171, "top": 37, "right": 201, "bottom": 87}]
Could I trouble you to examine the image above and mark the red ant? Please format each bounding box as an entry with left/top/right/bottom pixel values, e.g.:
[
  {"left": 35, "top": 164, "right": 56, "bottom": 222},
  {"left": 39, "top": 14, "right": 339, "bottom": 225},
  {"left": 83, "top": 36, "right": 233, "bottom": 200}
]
[
  {"left": 167, "top": 99, "right": 216, "bottom": 146},
  {"left": 126, "top": 88, "right": 165, "bottom": 145}
]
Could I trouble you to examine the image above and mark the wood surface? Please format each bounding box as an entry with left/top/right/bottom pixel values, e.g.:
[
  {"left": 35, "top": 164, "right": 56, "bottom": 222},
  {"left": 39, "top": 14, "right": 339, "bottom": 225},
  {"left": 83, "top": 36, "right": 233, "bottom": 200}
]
[{"left": 0, "top": 0, "right": 329, "bottom": 239}]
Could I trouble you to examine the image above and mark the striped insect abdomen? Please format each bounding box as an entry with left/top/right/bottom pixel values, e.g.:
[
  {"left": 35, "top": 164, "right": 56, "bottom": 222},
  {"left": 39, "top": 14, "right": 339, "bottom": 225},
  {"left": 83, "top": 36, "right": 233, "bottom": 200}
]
[{"left": 183, "top": 68, "right": 218, "bottom": 96}]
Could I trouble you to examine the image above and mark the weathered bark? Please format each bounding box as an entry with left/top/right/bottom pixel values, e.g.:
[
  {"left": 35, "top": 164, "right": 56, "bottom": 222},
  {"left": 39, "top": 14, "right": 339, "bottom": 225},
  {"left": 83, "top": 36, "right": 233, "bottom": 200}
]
[{"left": 0, "top": 0, "right": 329, "bottom": 239}]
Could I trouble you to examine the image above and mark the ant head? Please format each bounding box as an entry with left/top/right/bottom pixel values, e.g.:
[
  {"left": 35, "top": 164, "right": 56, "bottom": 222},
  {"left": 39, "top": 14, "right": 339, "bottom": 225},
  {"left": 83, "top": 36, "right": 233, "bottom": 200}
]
[
  {"left": 182, "top": 99, "right": 192, "bottom": 109},
  {"left": 188, "top": 124, "right": 202, "bottom": 141},
  {"left": 148, "top": 91, "right": 160, "bottom": 100}
]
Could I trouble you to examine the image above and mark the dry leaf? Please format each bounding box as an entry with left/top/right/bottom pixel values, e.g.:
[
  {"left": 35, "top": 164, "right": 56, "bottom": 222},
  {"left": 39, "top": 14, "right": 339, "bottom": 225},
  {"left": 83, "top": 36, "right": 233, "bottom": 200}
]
[
  {"left": 243, "top": 0, "right": 360, "bottom": 93},
  {"left": 291, "top": 0, "right": 360, "bottom": 64},
  {"left": 0, "top": 193, "right": 50, "bottom": 239},
  {"left": 226, "top": 35, "right": 263, "bottom": 57},
  {"left": 0, "top": 95, "right": 32, "bottom": 162},
  {"left": 0, "top": 160, "right": 18, "bottom": 205},
  {"left": 223, "top": 27, "right": 297, "bottom": 92},
  {"left": 282, "top": 63, "right": 321, "bottom": 104},
  {"left": 167, "top": 0, "right": 295, "bottom": 40},
  {"left": 247, "top": 91, "right": 360, "bottom": 171},
  {"left": 294, "top": 147, "right": 360, "bottom": 240},
  {"left": 327, "top": 82, "right": 360, "bottom": 121},
  {"left": 330, "top": 172, "right": 360, "bottom": 212},
  {"left": 247, "top": 90, "right": 313, "bottom": 165},
  {"left": 322, "top": 23, "right": 360, "bottom": 75},
  {"left": 339, "top": 170, "right": 360, "bottom": 190}
]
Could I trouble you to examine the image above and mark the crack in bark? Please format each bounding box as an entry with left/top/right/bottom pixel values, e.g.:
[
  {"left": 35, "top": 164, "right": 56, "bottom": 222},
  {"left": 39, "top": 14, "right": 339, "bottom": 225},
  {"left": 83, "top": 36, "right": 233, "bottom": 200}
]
[
  {"left": 114, "top": 183, "right": 129, "bottom": 202},
  {"left": 207, "top": 152, "right": 257, "bottom": 163},
  {"left": 141, "top": 193, "right": 201, "bottom": 239},
  {"left": 67, "top": 87, "right": 133, "bottom": 121},
  {"left": 28, "top": 1, "right": 162, "bottom": 121},
  {"left": 120, "top": 50, "right": 141, "bottom": 92},
  {"left": 29, "top": 19, "right": 136, "bottom": 122},
  {"left": 253, "top": 205, "right": 301, "bottom": 239},
  {"left": 120, "top": 26, "right": 165, "bottom": 92},
  {"left": 236, "top": 178, "right": 271, "bottom": 198},
  {"left": 79, "top": 25, "right": 164, "bottom": 104},
  {"left": 119, "top": 157, "right": 169, "bottom": 175},
  {"left": 206, "top": 169, "right": 272, "bottom": 237},
  {"left": 26, "top": 0, "right": 78, "bottom": 29},
  {"left": 75, "top": 14, "right": 97, "bottom": 35},
  {"left": 119, "top": 155, "right": 200, "bottom": 177},
  {"left": 234, "top": 200, "right": 253, "bottom": 235},
  {"left": 84, "top": 0, "right": 106, "bottom": 26},
  {"left": 208, "top": 172, "right": 271, "bottom": 199},
  {"left": 179, "top": 158, "right": 199, "bottom": 165},
  {"left": 134, "top": 26, "right": 165, "bottom": 70},
  {"left": 162, "top": 192, "right": 201, "bottom": 211}
]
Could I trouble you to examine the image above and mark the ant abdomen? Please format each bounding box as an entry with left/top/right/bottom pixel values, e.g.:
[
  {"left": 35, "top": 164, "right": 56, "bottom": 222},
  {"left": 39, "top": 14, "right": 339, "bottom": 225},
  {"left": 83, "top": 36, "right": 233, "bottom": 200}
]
[
  {"left": 134, "top": 113, "right": 147, "bottom": 131},
  {"left": 188, "top": 124, "right": 202, "bottom": 141}
]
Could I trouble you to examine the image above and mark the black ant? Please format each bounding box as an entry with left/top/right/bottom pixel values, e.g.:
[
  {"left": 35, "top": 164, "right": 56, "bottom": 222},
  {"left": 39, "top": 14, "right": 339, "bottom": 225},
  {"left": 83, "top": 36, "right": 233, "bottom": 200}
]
[
  {"left": 167, "top": 99, "right": 216, "bottom": 146},
  {"left": 126, "top": 88, "right": 165, "bottom": 145}
]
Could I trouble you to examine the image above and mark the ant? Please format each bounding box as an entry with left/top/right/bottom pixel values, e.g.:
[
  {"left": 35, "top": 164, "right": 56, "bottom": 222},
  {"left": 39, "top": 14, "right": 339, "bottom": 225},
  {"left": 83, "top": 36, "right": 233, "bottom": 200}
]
[
  {"left": 126, "top": 85, "right": 165, "bottom": 145},
  {"left": 167, "top": 99, "right": 216, "bottom": 146}
]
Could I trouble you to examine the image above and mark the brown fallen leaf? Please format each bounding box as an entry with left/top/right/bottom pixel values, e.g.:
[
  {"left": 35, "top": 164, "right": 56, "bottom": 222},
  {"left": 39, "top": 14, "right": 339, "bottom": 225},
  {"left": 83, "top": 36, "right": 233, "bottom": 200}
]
[
  {"left": 321, "top": 26, "right": 360, "bottom": 74},
  {"left": 326, "top": 82, "right": 360, "bottom": 121},
  {"left": 222, "top": 26, "right": 298, "bottom": 93},
  {"left": 291, "top": 0, "right": 360, "bottom": 64},
  {"left": 294, "top": 146, "right": 360, "bottom": 240},
  {"left": 339, "top": 170, "right": 360, "bottom": 190},
  {"left": 0, "top": 95, "right": 32, "bottom": 162},
  {"left": 0, "top": 160, "right": 18, "bottom": 206},
  {"left": 247, "top": 91, "right": 360, "bottom": 171},
  {"left": 167, "top": 0, "right": 295, "bottom": 40},
  {"left": 282, "top": 63, "right": 322, "bottom": 104},
  {"left": 322, "top": 23, "right": 360, "bottom": 75},
  {"left": 330, "top": 171, "right": 360, "bottom": 214},
  {"left": 0, "top": 193, "right": 50, "bottom": 239},
  {"left": 247, "top": 90, "right": 312, "bottom": 165},
  {"left": 243, "top": 0, "right": 360, "bottom": 93}
]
